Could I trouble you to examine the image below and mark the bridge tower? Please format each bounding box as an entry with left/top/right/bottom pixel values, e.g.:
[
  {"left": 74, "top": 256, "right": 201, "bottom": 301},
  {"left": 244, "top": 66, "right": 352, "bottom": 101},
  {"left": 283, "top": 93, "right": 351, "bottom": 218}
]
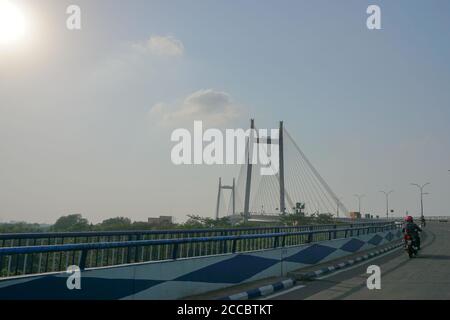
[
  {"left": 279, "top": 121, "right": 286, "bottom": 214},
  {"left": 215, "top": 177, "right": 235, "bottom": 220},
  {"left": 243, "top": 119, "right": 255, "bottom": 221},
  {"left": 243, "top": 119, "right": 286, "bottom": 217}
]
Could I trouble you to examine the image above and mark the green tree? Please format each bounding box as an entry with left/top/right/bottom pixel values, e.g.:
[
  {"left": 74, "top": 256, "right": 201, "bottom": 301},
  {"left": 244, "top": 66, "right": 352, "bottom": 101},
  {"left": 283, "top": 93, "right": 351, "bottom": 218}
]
[
  {"left": 279, "top": 212, "right": 314, "bottom": 226},
  {"left": 183, "top": 215, "right": 233, "bottom": 228},
  {"left": 98, "top": 217, "right": 132, "bottom": 231},
  {"left": 52, "top": 214, "right": 90, "bottom": 232},
  {"left": 0, "top": 222, "right": 44, "bottom": 233},
  {"left": 315, "top": 213, "right": 334, "bottom": 224}
]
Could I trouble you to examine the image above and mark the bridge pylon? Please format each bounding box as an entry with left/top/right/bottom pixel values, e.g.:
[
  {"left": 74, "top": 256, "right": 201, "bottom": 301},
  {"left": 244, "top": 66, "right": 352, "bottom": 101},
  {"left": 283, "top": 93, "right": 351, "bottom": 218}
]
[{"left": 215, "top": 177, "right": 235, "bottom": 220}]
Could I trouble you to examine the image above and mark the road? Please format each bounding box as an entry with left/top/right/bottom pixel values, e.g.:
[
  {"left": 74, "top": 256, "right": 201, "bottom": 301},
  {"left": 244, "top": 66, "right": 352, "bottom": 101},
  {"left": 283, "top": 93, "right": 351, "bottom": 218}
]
[{"left": 266, "top": 221, "right": 450, "bottom": 300}]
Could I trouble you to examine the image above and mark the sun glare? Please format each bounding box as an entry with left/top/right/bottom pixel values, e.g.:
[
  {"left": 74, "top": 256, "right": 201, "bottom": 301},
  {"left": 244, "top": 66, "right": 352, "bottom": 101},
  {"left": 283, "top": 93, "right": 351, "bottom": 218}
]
[{"left": 0, "top": 0, "right": 26, "bottom": 45}]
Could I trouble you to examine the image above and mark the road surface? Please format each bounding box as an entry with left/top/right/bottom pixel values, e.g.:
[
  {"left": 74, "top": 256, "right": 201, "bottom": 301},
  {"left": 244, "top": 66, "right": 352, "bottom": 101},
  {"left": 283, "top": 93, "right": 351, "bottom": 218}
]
[{"left": 266, "top": 221, "right": 450, "bottom": 300}]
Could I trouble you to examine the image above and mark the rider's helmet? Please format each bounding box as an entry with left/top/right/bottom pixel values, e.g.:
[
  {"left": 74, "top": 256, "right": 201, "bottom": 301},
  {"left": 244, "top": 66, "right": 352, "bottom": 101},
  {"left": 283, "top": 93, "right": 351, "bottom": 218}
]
[{"left": 405, "top": 215, "right": 413, "bottom": 222}]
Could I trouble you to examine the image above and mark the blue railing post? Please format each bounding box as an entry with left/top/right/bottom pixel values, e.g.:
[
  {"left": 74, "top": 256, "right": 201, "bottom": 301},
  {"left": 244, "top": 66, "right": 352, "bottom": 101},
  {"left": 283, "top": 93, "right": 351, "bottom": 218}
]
[
  {"left": 222, "top": 239, "right": 227, "bottom": 254},
  {"left": 333, "top": 225, "right": 337, "bottom": 239},
  {"left": 172, "top": 243, "right": 179, "bottom": 260},
  {"left": 307, "top": 226, "right": 313, "bottom": 243},
  {"left": 135, "top": 235, "right": 141, "bottom": 262},
  {"left": 79, "top": 249, "right": 88, "bottom": 270},
  {"left": 221, "top": 231, "right": 227, "bottom": 253},
  {"left": 232, "top": 239, "right": 237, "bottom": 253},
  {"left": 126, "top": 235, "right": 132, "bottom": 263}
]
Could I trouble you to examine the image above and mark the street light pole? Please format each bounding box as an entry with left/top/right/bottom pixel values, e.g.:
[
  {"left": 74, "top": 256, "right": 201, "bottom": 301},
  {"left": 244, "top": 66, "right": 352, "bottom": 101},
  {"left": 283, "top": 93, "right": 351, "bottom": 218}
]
[
  {"left": 335, "top": 196, "right": 343, "bottom": 218},
  {"left": 410, "top": 182, "right": 430, "bottom": 219},
  {"left": 354, "top": 194, "right": 365, "bottom": 215},
  {"left": 379, "top": 190, "right": 394, "bottom": 219}
]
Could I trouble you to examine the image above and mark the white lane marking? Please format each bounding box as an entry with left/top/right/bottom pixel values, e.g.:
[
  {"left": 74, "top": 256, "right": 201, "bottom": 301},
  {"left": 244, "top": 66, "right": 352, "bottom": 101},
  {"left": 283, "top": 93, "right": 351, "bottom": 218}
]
[
  {"left": 260, "top": 284, "right": 306, "bottom": 300},
  {"left": 262, "top": 244, "right": 403, "bottom": 300}
]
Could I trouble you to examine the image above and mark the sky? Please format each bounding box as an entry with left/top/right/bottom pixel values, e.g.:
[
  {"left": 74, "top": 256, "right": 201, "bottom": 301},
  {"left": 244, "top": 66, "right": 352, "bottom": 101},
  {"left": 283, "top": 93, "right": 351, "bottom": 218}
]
[{"left": 0, "top": 0, "right": 449, "bottom": 224}]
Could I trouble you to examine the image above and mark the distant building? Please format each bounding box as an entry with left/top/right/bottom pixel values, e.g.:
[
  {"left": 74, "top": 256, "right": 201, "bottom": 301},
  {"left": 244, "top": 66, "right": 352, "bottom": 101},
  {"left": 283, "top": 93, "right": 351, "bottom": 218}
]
[
  {"left": 349, "top": 212, "right": 361, "bottom": 219},
  {"left": 148, "top": 216, "right": 173, "bottom": 226}
]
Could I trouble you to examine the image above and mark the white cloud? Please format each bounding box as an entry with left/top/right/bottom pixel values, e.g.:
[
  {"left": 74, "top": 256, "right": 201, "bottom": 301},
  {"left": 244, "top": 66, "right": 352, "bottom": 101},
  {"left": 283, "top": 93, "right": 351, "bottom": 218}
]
[
  {"left": 150, "top": 89, "right": 240, "bottom": 126},
  {"left": 133, "top": 35, "right": 184, "bottom": 57},
  {"left": 88, "top": 35, "right": 184, "bottom": 92}
]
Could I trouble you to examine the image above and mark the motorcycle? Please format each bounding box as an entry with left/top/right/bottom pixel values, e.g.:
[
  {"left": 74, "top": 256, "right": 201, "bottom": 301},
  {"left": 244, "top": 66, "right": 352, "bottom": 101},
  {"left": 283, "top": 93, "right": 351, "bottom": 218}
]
[{"left": 404, "top": 234, "right": 418, "bottom": 258}]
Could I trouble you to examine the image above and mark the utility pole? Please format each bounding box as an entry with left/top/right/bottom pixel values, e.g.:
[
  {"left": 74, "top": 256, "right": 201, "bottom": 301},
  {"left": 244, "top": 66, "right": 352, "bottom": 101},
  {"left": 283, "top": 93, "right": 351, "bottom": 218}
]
[
  {"left": 335, "top": 196, "right": 343, "bottom": 218},
  {"left": 379, "top": 190, "right": 394, "bottom": 219},
  {"left": 336, "top": 199, "right": 339, "bottom": 218},
  {"left": 411, "top": 182, "right": 430, "bottom": 219},
  {"left": 354, "top": 194, "right": 365, "bottom": 215}
]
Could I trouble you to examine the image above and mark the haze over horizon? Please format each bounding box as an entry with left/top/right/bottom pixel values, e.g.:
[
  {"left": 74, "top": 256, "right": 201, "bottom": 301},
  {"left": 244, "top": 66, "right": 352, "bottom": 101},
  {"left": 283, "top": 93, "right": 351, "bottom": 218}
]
[{"left": 1, "top": 0, "right": 450, "bottom": 224}]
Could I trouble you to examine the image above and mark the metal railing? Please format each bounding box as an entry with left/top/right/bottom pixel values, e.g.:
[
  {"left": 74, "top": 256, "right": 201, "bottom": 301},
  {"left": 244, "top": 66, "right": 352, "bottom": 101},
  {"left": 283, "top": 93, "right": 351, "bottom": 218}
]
[
  {"left": 418, "top": 216, "right": 448, "bottom": 221},
  {"left": 0, "top": 221, "right": 389, "bottom": 249},
  {"left": 0, "top": 223, "right": 399, "bottom": 279}
]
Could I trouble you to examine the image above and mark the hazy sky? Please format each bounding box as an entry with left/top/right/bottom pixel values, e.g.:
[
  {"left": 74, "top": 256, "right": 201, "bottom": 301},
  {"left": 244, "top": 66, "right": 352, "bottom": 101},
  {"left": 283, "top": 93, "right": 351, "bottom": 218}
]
[{"left": 1, "top": 0, "right": 450, "bottom": 224}]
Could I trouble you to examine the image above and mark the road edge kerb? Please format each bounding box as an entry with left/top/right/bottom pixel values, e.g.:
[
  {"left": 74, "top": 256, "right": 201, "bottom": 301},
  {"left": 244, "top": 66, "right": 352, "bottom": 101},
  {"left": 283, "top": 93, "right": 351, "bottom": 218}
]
[
  {"left": 293, "top": 241, "right": 404, "bottom": 281},
  {"left": 217, "top": 278, "right": 295, "bottom": 300},
  {"left": 217, "top": 240, "right": 403, "bottom": 300}
]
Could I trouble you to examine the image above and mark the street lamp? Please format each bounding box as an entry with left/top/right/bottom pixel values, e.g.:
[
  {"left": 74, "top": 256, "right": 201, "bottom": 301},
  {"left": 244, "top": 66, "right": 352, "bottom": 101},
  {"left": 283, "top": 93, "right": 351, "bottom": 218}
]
[
  {"left": 410, "top": 182, "right": 430, "bottom": 219},
  {"left": 354, "top": 194, "right": 365, "bottom": 214},
  {"left": 335, "top": 196, "right": 344, "bottom": 218},
  {"left": 379, "top": 190, "right": 394, "bottom": 219}
]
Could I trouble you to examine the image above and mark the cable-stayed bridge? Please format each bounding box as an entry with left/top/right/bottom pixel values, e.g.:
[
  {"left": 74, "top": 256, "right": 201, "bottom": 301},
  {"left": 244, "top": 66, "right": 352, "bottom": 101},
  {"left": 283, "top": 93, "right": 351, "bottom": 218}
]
[
  {"left": 1, "top": 118, "right": 447, "bottom": 300},
  {"left": 216, "top": 119, "right": 349, "bottom": 221}
]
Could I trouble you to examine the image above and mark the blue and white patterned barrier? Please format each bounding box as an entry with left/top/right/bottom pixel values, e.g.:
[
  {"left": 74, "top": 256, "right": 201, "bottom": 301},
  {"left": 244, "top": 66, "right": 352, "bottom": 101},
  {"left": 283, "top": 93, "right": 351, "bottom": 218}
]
[
  {"left": 0, "top": 229, "right": 402, "bottom": 300},
  {"left": 219, "top": 278, "right": 295, "bottom": 300},
  {"left": 297, "top": 241, "right": 404, "bottom": 280}
]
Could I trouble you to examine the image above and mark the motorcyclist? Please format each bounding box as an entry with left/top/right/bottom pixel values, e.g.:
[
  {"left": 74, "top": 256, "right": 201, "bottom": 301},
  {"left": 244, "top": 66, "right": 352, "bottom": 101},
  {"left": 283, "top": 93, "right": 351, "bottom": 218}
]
[{"left": 402, "top": 216, "right": 422, "bottom": 250}]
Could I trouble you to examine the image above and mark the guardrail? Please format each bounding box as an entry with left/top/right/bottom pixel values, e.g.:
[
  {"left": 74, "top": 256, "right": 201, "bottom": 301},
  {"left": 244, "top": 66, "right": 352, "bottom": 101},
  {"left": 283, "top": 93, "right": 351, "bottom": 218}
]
[
  {"left": 0, "top": 222, "right": 399, "bottom": 279},
  {"left": 418, "top": 216, "right": 448, "bottom": 221},
  {"left": 0, "top": 221, "right": 390, "bottom": 249}
]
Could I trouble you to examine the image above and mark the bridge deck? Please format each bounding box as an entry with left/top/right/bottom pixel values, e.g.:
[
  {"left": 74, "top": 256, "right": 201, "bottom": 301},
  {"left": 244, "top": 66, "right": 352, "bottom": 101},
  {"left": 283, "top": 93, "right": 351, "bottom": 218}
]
[{"left": 268, "top": 221, "right": 450, "bottom": 300}]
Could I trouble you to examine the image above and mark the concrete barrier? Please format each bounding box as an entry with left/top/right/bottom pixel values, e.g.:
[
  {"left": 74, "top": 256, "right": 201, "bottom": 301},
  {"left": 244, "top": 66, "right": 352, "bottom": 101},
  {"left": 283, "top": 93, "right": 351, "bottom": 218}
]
[{"left": 0, "top": 229, "right": 402, "bottom": 300}]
